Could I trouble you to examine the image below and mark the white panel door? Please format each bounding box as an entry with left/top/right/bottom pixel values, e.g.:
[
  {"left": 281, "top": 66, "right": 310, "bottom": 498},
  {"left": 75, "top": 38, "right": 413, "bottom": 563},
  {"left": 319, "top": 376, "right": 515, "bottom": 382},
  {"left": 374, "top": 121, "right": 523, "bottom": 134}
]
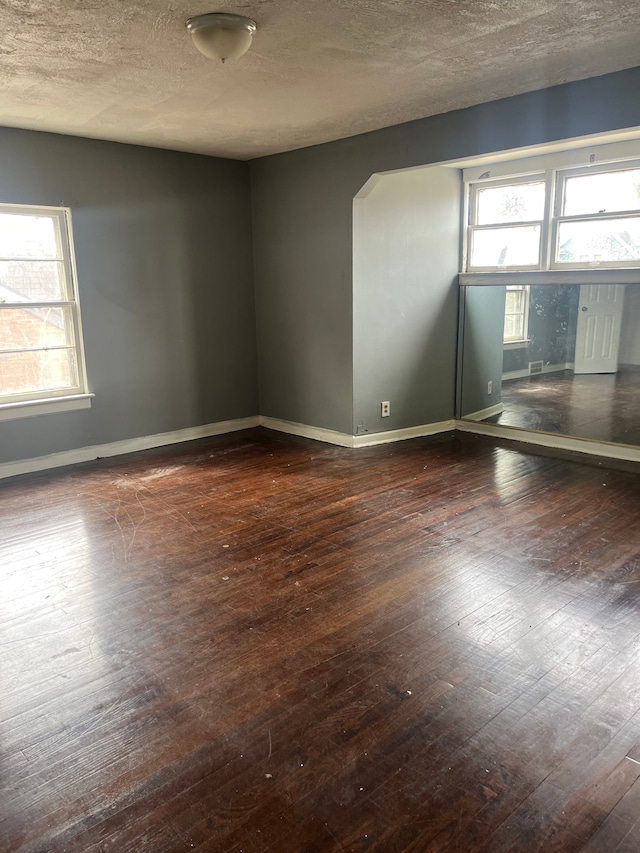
[{"left": 574, "top": 284, "right": 624, "bottom": 374}]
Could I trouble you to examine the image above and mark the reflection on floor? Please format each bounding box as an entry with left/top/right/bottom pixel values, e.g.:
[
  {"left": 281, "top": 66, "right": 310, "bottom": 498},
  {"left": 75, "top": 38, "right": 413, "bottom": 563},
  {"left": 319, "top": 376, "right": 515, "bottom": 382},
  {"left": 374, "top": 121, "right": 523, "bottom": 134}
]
[{"left": 488, "top": 367, "right": 640, "bottom": 446}]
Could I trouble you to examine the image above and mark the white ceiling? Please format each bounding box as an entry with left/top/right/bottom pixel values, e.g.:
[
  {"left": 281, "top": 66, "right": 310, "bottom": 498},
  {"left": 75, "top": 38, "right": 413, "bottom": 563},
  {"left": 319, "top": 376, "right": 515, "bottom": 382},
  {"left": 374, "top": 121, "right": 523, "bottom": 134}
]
[{"left": 1, "top": 0, "right": 639, "bottom": 161}]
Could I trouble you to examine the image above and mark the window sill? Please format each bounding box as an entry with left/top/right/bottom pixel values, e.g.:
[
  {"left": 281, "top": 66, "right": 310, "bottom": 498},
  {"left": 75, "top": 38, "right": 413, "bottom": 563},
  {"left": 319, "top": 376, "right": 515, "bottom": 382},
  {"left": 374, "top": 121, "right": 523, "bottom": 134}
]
[
  {"left": 504, "top": 340, "right": 530, "bottom": 350},
  {"left": 459, "top": 269, "right": 640, "bottom": 287},
  {"left": 0, "top": 393, "right": 94, "bottom": 422}
]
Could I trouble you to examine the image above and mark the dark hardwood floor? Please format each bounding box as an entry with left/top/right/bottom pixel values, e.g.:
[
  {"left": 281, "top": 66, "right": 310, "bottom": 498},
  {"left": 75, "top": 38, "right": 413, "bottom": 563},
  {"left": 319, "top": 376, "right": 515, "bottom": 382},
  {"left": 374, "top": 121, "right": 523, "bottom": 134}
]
[
  {"left": 487, "top": 368, "right": 640, "bottom": 446},
  {"left": 1, "top": 428, "right": 640, "bottom": 852}
]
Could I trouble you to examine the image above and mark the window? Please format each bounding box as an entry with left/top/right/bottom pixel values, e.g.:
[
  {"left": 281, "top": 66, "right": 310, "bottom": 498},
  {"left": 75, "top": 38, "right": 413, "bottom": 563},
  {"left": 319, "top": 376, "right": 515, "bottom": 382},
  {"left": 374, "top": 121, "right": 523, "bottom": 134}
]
[
  {"left": 503, "top": 284, "right": 529, "bottom": 344},
  {"left": 467, "top": 177, "right": 546, "bottom": 270},
  {"left": 465, "top": 159, "right": 640, "bottom": 272},
  {"left": 0, "top": 204, "right": 90, "bottom": 417},
  {"left": 554, "top": 164, "right": 640, "bottom": 267}
]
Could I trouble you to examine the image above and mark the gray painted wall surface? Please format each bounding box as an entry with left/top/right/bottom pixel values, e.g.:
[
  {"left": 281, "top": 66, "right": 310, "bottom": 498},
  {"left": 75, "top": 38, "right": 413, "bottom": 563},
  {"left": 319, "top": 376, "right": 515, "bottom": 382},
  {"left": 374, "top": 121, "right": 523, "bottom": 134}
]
[
  {"left": 251, "top": 67, "right": 640, "bottom": 436},
  {"left": 3, "top": 67, "right": 640, "bottom": 466},
  {"left": 353, "top": 168, "right": 461, "bottom": 435},
  {"left": 460, "top": 287, "right": 507, "bottom": 417},
  {"left": 620, "top": 285, "right": 640, "bottom": 366},
  {"left": 0, "top": 128, "right": 257, "bottom": 465}
]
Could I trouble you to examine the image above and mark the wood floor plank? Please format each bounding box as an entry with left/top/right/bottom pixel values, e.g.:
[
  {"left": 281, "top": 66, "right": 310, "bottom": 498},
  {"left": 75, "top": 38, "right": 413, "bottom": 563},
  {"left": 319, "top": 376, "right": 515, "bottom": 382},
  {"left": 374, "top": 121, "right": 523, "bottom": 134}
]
[{"left": 1, "top": 428, "right": 639, "bottom": 852}]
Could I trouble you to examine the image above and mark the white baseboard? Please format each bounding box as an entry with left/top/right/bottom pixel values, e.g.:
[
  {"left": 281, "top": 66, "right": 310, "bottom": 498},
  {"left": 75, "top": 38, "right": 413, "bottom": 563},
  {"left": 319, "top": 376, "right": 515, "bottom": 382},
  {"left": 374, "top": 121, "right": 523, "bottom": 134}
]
[
  {"left": 0, "top": 416, "right": 260, "bottom": 480},
  {"left": 4, "top": 411, "right": 637, "bottom": 481},
  {"left": 461, "top": 404, "right": 503, "bottom": 422},
  {"left": 0, "top": 415, "right": 455, "bottom": 479},
  {"left": 259, "top": 416, "right": 456, "bottom": 448},
  {"left": 352, "top": 420, "right": 456, "bottom": 447},
  {"left": 456, "top": 419, "right": 640, "bottom": 464},
  {"left": 258, "top": 416, "right": 354, "bottom": 447}
]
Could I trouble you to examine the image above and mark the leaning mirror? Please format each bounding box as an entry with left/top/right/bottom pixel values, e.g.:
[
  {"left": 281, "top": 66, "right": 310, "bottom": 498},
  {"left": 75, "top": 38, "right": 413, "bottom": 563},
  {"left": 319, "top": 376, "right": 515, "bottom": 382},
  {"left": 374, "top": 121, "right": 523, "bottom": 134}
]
[{"left": 459, "top": 283, "right": 640, "bottom": 448}]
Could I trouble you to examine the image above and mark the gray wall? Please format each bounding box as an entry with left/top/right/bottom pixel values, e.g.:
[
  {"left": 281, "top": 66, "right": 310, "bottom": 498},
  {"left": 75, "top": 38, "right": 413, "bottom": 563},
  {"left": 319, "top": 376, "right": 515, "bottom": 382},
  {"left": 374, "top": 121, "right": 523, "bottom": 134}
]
[
  {"left": 460, "top": 286, "right": 507, "bottom": 417},
  {"left": 353, "top": 167, "right": 461, "bottom": 435},
  {"left": 251, "top": 67, "right": 640, "bottom": 436},
  {"left": 0, "top": 128, "right": 257, "bottom": 465},
  {"left": 620, "top": 285, "right": 640, "bottom": 366},
  {"left": 4, "top": 67, "right": 640, "bottom": 465}
]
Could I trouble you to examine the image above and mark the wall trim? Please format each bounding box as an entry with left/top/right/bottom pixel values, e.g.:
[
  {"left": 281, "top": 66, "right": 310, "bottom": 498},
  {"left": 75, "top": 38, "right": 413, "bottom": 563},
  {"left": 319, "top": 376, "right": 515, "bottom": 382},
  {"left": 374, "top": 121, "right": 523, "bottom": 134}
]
[
  {"left": 0, "top": 416, "right": 261, "bottom": 480},
  {"left": 258, "top": 416, "right": 355, "bottom": 447},
  {"left": 459, "top": 269, "right": 640, "bottom": 288},
  {"left": 1, "top": 415, "right": 456, "bottom": 479},
  {"left": 353, "top": 420, "right": 457, "bottom": 447},
  {"left": 0, "top": 393, "right": 94, "bottom": 422},
  {"left": 456, "top": 419, "right": 640, "bottom": 464},
  {"left": 3, "top": 413, "right": 638, "bottom": 480},
  {"left": 460, "top": 404, "right": 503, "bottom": 422},
  {"left": 260, "top": 416, "right": 456, "bottom": 448}
]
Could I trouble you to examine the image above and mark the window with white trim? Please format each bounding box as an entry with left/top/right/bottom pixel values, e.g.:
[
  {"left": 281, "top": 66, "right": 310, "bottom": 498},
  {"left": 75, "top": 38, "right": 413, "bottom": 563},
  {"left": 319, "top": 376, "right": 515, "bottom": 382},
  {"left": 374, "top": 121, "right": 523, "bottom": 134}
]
[
  {"left": 467, "top": 177, "right": 546, "bottom": 271},
  {"left": 503, "top": 284, "right": 529, "bottom": 344},
  {"left": 554, "top": 164, "right": 640, "bottom": 266},
  {"left": 465, "top": 160, "right": 640, "bottom": 272},
  {"left": 0, "top": 204, "right": 89, "bottom": 410}
]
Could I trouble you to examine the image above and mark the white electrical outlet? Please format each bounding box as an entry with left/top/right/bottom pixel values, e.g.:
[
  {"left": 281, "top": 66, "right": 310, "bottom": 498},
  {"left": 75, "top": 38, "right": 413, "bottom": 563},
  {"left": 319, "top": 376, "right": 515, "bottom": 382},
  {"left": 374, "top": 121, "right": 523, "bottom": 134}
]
[
  {"left": 487, "top": 380, "right": 493, "bottom": 394},
  {"left": 381, "top": 401, "right": 390, "bottom": 417}
]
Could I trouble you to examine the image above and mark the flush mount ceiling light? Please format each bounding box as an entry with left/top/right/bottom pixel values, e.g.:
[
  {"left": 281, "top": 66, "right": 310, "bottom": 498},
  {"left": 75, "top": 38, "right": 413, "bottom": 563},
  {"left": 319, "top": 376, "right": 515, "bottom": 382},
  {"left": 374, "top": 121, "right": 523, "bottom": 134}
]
[{"left": 186, "top": 12, "right": 257, "bottom": 62}]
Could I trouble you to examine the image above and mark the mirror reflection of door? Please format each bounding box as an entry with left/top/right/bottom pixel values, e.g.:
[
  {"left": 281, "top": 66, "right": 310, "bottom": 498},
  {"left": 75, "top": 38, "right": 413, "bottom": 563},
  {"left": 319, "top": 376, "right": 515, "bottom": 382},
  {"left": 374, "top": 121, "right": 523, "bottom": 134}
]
[{"left": 574, "top": 284, "right": 625, "bottom": 374}]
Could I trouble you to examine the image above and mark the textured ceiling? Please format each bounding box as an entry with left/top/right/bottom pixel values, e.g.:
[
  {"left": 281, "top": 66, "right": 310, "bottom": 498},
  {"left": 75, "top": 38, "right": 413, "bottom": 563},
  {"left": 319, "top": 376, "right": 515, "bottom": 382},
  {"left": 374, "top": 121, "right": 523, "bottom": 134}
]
[{"left": 1, "top": 0, "right": 639, "bottom": 160}]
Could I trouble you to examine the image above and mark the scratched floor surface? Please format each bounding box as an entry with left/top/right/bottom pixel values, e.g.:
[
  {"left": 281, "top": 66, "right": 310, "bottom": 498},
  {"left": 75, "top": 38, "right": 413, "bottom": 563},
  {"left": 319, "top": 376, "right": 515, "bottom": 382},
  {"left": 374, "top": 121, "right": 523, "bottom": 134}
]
[
  {"left": 487, "top": 368, "right": 640, "bottom": 446},
  {"left": 1, "top": 428, "right": 640, "bottom": 852}
]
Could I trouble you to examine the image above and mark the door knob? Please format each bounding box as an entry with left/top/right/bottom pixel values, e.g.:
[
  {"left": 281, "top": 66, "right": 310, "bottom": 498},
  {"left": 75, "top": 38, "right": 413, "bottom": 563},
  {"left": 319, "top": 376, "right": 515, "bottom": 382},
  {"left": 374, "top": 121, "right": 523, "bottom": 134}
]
[{"left": 581, "top": 306, "right": 588, "bottom": 311}]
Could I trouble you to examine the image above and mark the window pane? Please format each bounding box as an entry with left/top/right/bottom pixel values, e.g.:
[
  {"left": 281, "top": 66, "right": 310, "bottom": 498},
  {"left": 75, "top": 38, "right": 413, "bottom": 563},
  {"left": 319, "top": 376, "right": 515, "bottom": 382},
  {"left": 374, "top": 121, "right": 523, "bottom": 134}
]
[
  {"left": 504, "top": 314, "right": 524, "bottom": 341},
  {"left": 505, "top": 290, "right": 525, "bottom": 313},
  {"left": 0, "top": 260, "right": 67, "bottom": 302},
  {"left": 0, "top": 307, "right": 74, "bottom": 351},
  {"left": 564, "top": 169, "right": 640, "bottom": 216},
  {"left": 0, "top": 348, "right": 78, "bottom": 396},
  {"left": 557, "top": 218, "right": 640, "bottom": 264},
  {"left": 0, "top": 213, "right": 60, "bottom": 259},
  {"left": 470, "top": 226, "right": 540, "bottom": 268},
  {"left": 476, "top": 182, "right": 545, "bottom": 224}
]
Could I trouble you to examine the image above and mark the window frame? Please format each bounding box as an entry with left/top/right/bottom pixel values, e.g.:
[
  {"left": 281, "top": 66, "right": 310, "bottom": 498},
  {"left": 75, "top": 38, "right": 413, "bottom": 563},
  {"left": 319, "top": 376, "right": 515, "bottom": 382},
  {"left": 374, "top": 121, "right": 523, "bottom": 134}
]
[
  {"left": 0, "top": 202, "right": 91, "bottom": 419},
  {"left": 466, "top": 173, "right": 550, "bottom": 272},
  {"left": 550, "top": 160, "right": 640, "bottom": 269},
  {"left": 503, "top": 284, "right": 530, "bottom": 347},
  {"left": 465, "top": 159, "right": 640, "bottom": 274}
]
